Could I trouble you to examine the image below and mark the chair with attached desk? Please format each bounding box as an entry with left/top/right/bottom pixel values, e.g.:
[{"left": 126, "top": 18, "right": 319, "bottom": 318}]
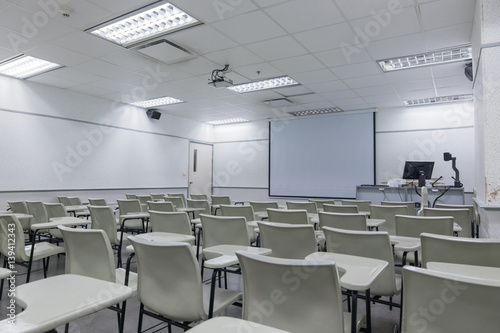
[
  {"left": 308, "top": 199, "right": 336, "bottom": 211},
  {"left": 58, "top": 225, "right": 138, "bottom": 332},
  {"left": 88, "top": 198, "right": 109, "bottom": 206},
  {"left": 0, "top": 214, "right": 64, "bottom": 283},
  {"left": 89, "top": 205, "right": 129, "bottom": 253},
  {"left": 125, "top": 193, "right": 137, "bottom": 199},
  {"left": 257, "top": 221, "right": 318, "bottom": 259},
  {"left": 136, "top": 195, "right": 153, "bottom": 211},
  {"left": 318, "top": 211, "right": 367, "bottom": 232},
  {"left": 286, "top": 201, "right": 318, "bottom": 214},
  {"left": 236, "top": 250, "right": 364, "bottom": 333},
  {"left": 7, "top": 201, "right": 31, "bottom": 230},
  {"left": 267, "top": 208, "right": 309, "bottom": 225},
  {"left": 149, "top": 193, "right": 166, "bottom": 201},
  {"left": 400, "top": 265, "right": 500, "bottom": 333},
  {"left": 186, "top": 317, "right": 292, "bottom": 333},
  {"left": 165, "top": 195, "right": 186, "bottom": 210},
  {"left": 381, "top": 201, "right": 417, "bottom": 216},
  {"left": 57, "top": 196, "right": 72, "bottom": 206},
  {"left": 148, "top": 211, "right": 193, "bottom": 239},
  {"left": 322, "top": 227, "right": 402, "bottom": 314},
  {"left": 249, "top": 201, "right": 280, "bottom": 220},
  {"left": 129, "top": 237, "right": 242, "bottom": 332},
  {"left": 371, "top": 204, "right": 410, "bottom": 236},
  {"left": 323, "top": 204, "right": 359, "bottom": 213},
  {"left": 434, "top": 203, "right": 477, "bottom": 237},
  {"left": 419, "top": 207, "right": 472, "bottom": 238},
  {"left": 43, "top": 202, "right": 73, "bottom": 239},
  {"left": 116, "top": 199, "right": 147, "bottom": 232},
  {"left": 420, "top": 232, "right": 500, "bottom": 269},
  {"left": 147, "top": 200, "right": 175, "bottom": 212},
  {"left": 220, "top": 204, "right": 258, "bottom": 245},
  {"left": 341, "top": 200, "right": 372, "bottom": 215},
  {"left": 167, "top": 193, "right": 187, "bottom": 207},
  {"left": 211, "top": 195, "right": 231, "bottom": 215},
  {"left": 190, "top": 194, "right": 208, "bottom": 200}
]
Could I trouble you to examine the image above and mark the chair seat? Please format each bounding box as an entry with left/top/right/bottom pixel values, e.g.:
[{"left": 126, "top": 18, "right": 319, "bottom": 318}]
[
  {"left": 25, "top": 242, "right": 64, "bottom": 261},
  {"left": 121, "top": 219, "right": 144, "bottom": 230}
]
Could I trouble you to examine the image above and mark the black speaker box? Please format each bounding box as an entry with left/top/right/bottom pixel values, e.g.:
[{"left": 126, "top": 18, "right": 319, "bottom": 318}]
[{"left": 146, "top": 109, "right": 161, "bottom": 120}]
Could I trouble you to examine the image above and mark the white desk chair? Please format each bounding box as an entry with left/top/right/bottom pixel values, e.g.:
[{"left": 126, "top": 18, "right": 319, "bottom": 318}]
[
  {"left": 129, "top": 238, "right": 242, "bottom": 331},
  {"left": 401, "top": 266, "right": 500, "bottom": 333},
  {"left": 168, "top": 193, "right": 187, "bottom": 207},
  {"left": 258, "top": 221, "right": 318, "bottom": 259},
  {"left": 420, "top": 207, "right": 472, "bottom": 237},
  {"left": 286, "top": 201, "right": 318, "bottom": 214},
  {"left": 190, "top": 194, "right": 208, "bottom": 200},
  {"left": 88, "top": 198, "right": 108, "bottom": 206},
  {"left": 236, "top": 250, "right": 364, "bottom": 333},
  {"left": 319, "top": 211, "right": 367, "bottom": 231},
  {"left": 323, "top": 204, "right": 359, "bottom": 213},
  {"left": 7, "top": 201, "right": 31, "bottom": 230},
  {"left": 116, "top": 199, "right": 147, "bottom": 231},
  {"left": 148, "top": 211, "right": 193, "bottom": 237},
  {"left": 89, "top": 205, "right": 128, "bottom": 250},
  {"left": 219, "top": 204, "right": 258, "bottom": 244},
  {"left": 370, "top": 204, "right": 409, "bottom": 236},
  {"left": 150, "top": 193, "right": 166, "bottom": 201},
  {"left": 165, "top": 195, "right": 187, "bottom": 209},
  {"left": 147, "top": 200, "right": 175, "bottom": 212},
  {"left": 211, "top": 195, "right": 231, "bottom": 215},
  {"left": 308, "top": 199, "right": 336, "bottom": 210},
  {"left": 341, "top": 200, "right": 371, "bottom": 214},
  {"left": 187, "top": 317, "right": 291, "bottom": 333},
  {"left": 420, "top": 232, "right": 500, "bottom": 268},
  {"left": 267, "top": 208, "right": 309, "bottom": 225},
  {"left": 435, "top": 203, "right": 477, "bottom": 237},
  {"left": 381, "top": 201, "right": 417, "bottom": 216}
]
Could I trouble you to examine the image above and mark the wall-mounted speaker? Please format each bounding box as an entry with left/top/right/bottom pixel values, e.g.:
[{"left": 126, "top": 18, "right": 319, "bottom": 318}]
[{"left": 146, "top": 109, "right": 161, "bottom": 120}]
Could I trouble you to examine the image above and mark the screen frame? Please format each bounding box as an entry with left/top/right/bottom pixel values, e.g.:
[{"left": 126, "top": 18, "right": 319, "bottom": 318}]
[{"left": 402, "top": 161, "right": 435, "bottom": 180}]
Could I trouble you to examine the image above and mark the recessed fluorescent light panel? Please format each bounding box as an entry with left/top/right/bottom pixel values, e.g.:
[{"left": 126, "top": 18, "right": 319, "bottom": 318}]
[
  {"left": 378, "top": 45, "right": 472, "bottom": 72},
  {"left": 289, "top": 107, "right": 343, "bottom": 116},
  {"left": 0, "top": 55, "right": 62, "bottom": 79},
  {"left": 88, "top": 2, "right": 200, "bottom": 47},
  {"left": 404, "top": 94, "right": 473, "bottom": 106},
  {"left": 207, "top": 118, "right": 249, "bottom": 125},
  {"left": 228, "top": 76, "right": 299, "bottom": 93},
  {"left": 130, "top": 96, "right": 183, "bottom": 108}
]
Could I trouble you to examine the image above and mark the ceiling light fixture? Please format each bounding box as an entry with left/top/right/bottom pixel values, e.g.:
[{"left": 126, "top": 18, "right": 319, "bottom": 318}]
[
  {"left": 130, "top": 96, "right": 183, "bottom": 108},
  {"left": 0, "top": 55, "right": 62, "bottom": 79},
  {"left": 378, "top": 45, "right": 472, "bottom": 72},
  {"left": 228, "top": 76, "right": 299, "bottom": 93},
  {"left": 288, "top": 107, "right": 343, "bottom": 116},
  {"left": 88, "top": 1, "right": 200, "bottom": 47},
  {"left": 207, "top": 118, "right": 249, "bottom": 125},
  {"left": 404, "top": 94, "right": 473, "bottom": 106}
]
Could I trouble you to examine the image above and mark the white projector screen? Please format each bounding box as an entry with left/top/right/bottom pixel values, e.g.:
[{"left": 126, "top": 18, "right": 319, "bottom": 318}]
[{"left": 269, "top": 112, "right": 375, "bottom": 198}]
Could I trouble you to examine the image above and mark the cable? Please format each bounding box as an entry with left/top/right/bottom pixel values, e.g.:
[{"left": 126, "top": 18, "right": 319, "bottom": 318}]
[{"left": 211, "top": 64, "right": 229, "bottom": 82}]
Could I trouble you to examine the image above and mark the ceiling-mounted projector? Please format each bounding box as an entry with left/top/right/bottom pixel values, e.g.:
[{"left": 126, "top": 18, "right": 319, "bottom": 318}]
[{"left": 209, "top": 64, "right": 233, "bottom": 88}]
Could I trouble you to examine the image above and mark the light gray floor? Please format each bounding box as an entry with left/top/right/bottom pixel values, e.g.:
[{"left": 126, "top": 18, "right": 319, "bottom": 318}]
[{"left": 0, "top": 240, "right": 401, "bottom": 333}]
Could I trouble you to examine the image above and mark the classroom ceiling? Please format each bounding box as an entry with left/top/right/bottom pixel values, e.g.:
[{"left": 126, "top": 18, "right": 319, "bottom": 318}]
[{"left": 0, "top": 0, "right": 475, "bottom": 123}]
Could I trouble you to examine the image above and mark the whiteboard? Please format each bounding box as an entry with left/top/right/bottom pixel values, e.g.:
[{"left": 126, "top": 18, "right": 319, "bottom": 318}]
[
  {"left": 0, "top": 110, "right": 189, "bottom": 190},
  {"left": 376, "top": 127, "right": 475, "bottom": 191},
  {"left": 213, "top": 141, "right": 268, "bottom": 188}
]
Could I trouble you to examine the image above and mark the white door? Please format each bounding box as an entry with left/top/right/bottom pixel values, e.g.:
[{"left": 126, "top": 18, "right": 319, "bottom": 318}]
[{"left": 188, "top": 142, "right": 213, "bottom": 198}]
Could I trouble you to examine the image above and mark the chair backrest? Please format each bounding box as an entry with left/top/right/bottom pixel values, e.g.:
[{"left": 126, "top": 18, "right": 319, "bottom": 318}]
[
  {"left": 370, "top": 204, "right": 410, "bottom": 235},
  {"left": 322, "top": 227, "right": 398, "bottom": 296},
  {"left": 58, "top": 226, "right": 116, "bottom": 282},
  {"left": 318, "top": 211, "right": 367, "bottom": 231},
  {"left": 420, "top": 233, "right": 500, "bottom": 268},
  {"left": 249, "top": 201, "right": 279, "bottom": 213},
  {"left": 68, "top": 197, "right": 83, "bottom": 205},
  {"left": 220, "top": 204, "right": 255, "bottom": 222},
  {"left": 88, "top": 205, "right": 119, "bottom": 245},
  {"left": 190, "top": 194, "right": 208, "bottom": 200},
  {"left": 186, "top": 199, "right": 211, "bottom": 218},
  {"left": 401, "top": 266, "right": 500, "bottom": 333},
  {"left": 435, "top": 203, "right": 475, "bottom": 227},
  {"left": 211, "top": 195, "right": 231, "bottom": 205},
  {"left": 236, "top": 251, "right": 345, "bottom": 333},
  {"left": 125, "top": 193, "right": 137, "bottom": 199},
  {"left": 0, "top": 214, "right": 30, "bottom": 261},
  {"left": 323, "top": 204, "right": 358, "bottom": 213},
  {"left": 200, "top": 214, "right": 250, "bottom": 248},
  {"left": 43, "top": 202, "right": 68, "bottom": 219},
  {"left": 117, "top": 199, "right": 142, "bottom": 215},
  {"left": 167, "top": 193, "right": 187, "bottom": 207},
  {"left": 381, "top": 201, "right": 417, "bottom": 215},
  {"left": 395, "top": 215, "right": 454, "bottom": 238},
  {"left": 166, "top": 196, "right": 186, "bottom": 209},
  {"left": 57, "top": 196, "right": 72, "bottom": 206},
  {"left": 147, "top": 201, "right": 175, "bottom": 212},
  {"left": 258, "top": 222, "right": 317, "bottom": 259},
  {"left": 308, "top": 199, "right": 335, "bottom": 210},
  {"left": 150, "top": 193, "right": 166, "bottom": 201},
  {"left": 88, "top": 198, "right": 108, "bottom": 206},
  {"left": 7, "top": 201, "right": 28, "bottom": 214},
  {"left": 149, "top": 211, "right": 192, "bottom": 235},
  {"left": 136, "top": 195, "right": 153, "bottom": 205},
  {"left": 267, "top": 208, "right": 309, "bottom": 225},
  {"left": 340, "top": 199, "right": 371, "bottom": 213},
  {"left": 25, "top": 201, "right": 49, "bottom": 224},
  {"left": 286, "top": 201, "right": 317, "bottom": 214},
  {"left": 129, "top": 237, "right": 206, "bottom": 322},
  {"left": 420, "top": 207, "right": 472, "bottom": 237}
]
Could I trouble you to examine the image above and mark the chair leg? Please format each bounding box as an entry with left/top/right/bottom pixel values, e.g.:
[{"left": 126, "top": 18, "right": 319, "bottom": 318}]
[
  {"left": 119, "top": 301, "right": 128, "bottom": 333},
  {"left": 42, "top": 258, "right": 48, "bottom": 278},
  {"left": 137, "top": 303, "right": 144, "bottom": 333},
  {"left": 65, "top": 323, "right": 69, "bottom": 333}
]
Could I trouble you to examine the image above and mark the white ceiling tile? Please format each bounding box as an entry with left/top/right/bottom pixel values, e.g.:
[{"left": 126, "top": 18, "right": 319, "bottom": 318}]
[
  {"left": 419, "top": 0, "right": 475, "bottom": 31},
  {"left": 435, "top": 75, "right": 472, "bottom": 88},
  {"left": 331, "top": 61, "right": 382, "bottom": 79},
  {"left": 314, "top": 48, "right": 373, "bottom": 67},
  {"left": 204, "top": 46, "right": 263, "bottom": 70},
  {"left": 274, "top": 85, "right": 312, "bottom": 97},
  {"left": 166, "top": 25, "right": 237, "bottom": 55},
  {"left": 212, "top": 11, "right": 286, "bottom": 45},
  {"left": 355, "top": 85, "right": 396, "bottom": 97},
  {"left": 233, "top": 62, "right": 284, "bottom": 80},
  {"left": 333, "top": 97, "right": 370, "bottom": 106},
  {"left": 436, "top": 84, "right": 473, "bottom": 96},
  {"left": 343, "top": 73, "right": 389, "bottom": 88},
  {"left": 320, "top": 89, "right": 359, "bottom": 101},
  {"left": 392, "top": 79, "right": 435, "bottom": 92},
  {"left": 47, "top": 67, "right": 104, "bottom": 84},
  {"left": 362, "top": 94, "right": 402, "bottom": 104},
  {"left": 28, "top": 72, "right": 79, "bottom": 88},
  {"left": 305, "top": 80, "right": 350, "bottom": 93},
  {"left": 246, "top": 36, "right": 308, "bottom": 61},
  {"left": 251, "top": 0, "right": 288, "bottom": 8},
  {"left": 0, "top": 45, "right": 15, "bottom": 60},
  {"left": 87, "top": 78, "right": 135, "bottom": 93},
  {"left": 86, "top": 0, "right": 152, "bottom": 15},
  {"left": 384, "top": 67, "right": 433, "bottom": 83},
  {"left": 423, "top": 23, "right": 473, "bottom": 51},
  {"left": 334, "top": 0, "right": 416, "bottom": 20},
  {"left": 366, "top": 33, "right": 426, "bottom": 60},
  {"left": 51, "top": 31, "right": 123, "bottom": 58},
  {"left": 0, "top": 26, "right": 43, "bottom": 53},
  {"left": 101, "top": 50, "right": 158, "bottom": 71},
  {"left": 431, "top": 62, "right": 470, "bottom": 78},
  {"left": 173, "top": 0, "right": 258, "bottom": 23},
  {"left": 294, "top": 22, "right": 356, "bottom": 53},
  {"left": 397, "top": 89, "right": 437, "bottom": 100},
  {"left": 25, "top": 44, "right": 92, "bottom": 66},
  {"left": 291, "top": 69, "right": 338, "bottom": 85},
  {"left": 74, "top": 59, "right": 129, "bottom": 78},
  {"left": 69, "top": 83, "right": 115, "bottom": 96},
  {"left": 170, "top": 57, "right": 219, "bottom": 76},
  {"left": 265, "top": 0, "right": 344, "bottom": 33},
  {"left": 271, "top": 54, "right": 325, "bottom": 74}
]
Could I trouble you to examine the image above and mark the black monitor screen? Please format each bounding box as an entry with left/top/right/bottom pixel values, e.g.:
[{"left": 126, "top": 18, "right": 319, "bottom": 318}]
[{"left": 402, "top": 161, "right": 435, "bottom": 180}]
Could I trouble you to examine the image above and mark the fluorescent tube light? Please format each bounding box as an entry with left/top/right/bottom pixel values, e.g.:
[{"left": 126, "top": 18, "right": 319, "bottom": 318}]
[
  {"left": 0, "top": 55, "right": 62, "bottom": 79},
  {"left": 289, "top": 107, "right": 343, "bottom": 116},
  {"left": 88, "top": 2, "right": 200, "bottom": 47},
  {"left": 130, "top": 96, "right": 183, "bottom": 107},
  {"left": 378, "top": 45, "right": 472, "bottom": 72},
  {"left": 404, "top": 94, "right": 473, "bottom": 106},
  {"left": 228, "top": 76, "right": 299, "bottom": 93},
  {"left": 207, "top": 118, "right": 249, "bottom": 125}
]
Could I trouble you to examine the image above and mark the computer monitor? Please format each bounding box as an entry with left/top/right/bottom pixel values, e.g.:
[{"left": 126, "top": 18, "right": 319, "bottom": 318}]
[{"left": 402, "top": 161, "right": 435, "bottom": 187}]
